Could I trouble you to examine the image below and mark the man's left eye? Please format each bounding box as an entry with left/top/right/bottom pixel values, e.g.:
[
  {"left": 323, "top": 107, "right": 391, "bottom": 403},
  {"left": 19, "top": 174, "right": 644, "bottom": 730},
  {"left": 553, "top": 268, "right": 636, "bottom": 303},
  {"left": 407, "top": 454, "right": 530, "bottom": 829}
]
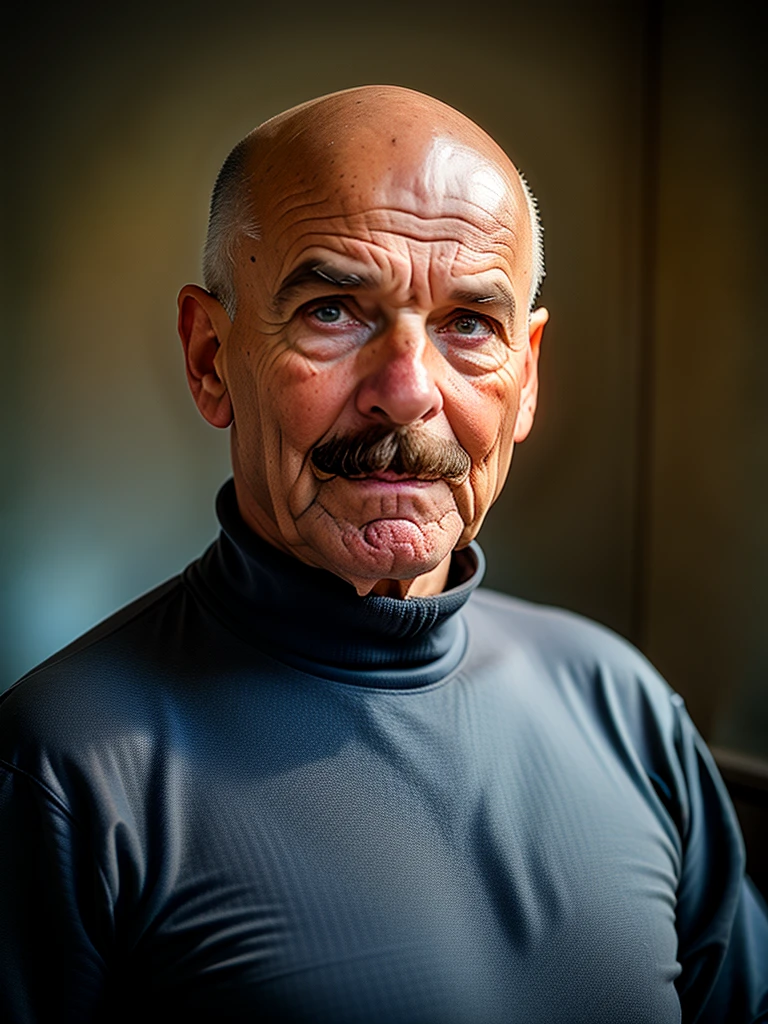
[
  {"left": 444, "top": 314, "right": 495, "bottom": 339},
  {"left": 454, "top": 316, "right": 484, "bottom": 334}
]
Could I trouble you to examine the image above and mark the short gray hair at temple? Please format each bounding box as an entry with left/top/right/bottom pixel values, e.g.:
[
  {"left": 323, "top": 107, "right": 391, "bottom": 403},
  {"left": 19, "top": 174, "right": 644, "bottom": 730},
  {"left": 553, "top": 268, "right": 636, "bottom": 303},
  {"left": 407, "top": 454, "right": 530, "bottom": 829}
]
[
  {"left": 202, "top": 137, "right": 260, "bottom": 320},
  {"left": 202, "top": 138, "right": 546, "bottom": 321}
]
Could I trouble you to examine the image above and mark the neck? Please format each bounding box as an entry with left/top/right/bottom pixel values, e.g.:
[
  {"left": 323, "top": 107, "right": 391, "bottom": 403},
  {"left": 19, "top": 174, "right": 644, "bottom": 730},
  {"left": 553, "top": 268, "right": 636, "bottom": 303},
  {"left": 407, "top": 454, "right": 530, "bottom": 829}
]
[
  {"left": 370, "top": 556, "right": 452, "bottom": 599},
  {"left": 187, "top": 479, "right": 485, "bottom": 688}
]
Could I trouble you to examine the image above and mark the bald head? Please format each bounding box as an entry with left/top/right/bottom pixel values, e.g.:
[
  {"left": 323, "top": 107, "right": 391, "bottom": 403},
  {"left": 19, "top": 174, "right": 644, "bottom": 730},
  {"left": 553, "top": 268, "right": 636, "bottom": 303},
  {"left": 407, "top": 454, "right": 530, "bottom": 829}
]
[{"left": 202, "top": 86, "right": 544, "bottom": 320}]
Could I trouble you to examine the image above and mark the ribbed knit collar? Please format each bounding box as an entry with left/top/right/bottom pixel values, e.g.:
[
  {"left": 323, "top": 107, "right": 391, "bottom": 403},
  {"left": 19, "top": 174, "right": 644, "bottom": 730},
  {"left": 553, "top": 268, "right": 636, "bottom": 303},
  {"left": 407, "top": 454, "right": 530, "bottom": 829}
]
[{"left": 186, "top": 479, "right": 484, "bottom": 688}]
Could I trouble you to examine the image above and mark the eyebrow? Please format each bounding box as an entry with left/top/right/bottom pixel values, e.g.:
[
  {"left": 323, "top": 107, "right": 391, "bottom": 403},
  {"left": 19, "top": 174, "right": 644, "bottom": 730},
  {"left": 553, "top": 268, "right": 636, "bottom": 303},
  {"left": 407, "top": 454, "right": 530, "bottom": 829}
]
[
  {"left": 449, "top": 287, "right": 516, "bottom": 324},
  {"left": 272, "top": 260, "right": 369, "bottom": 315},
  {"left": 271, "top": 262, "right": 517, "bottom": 324}
]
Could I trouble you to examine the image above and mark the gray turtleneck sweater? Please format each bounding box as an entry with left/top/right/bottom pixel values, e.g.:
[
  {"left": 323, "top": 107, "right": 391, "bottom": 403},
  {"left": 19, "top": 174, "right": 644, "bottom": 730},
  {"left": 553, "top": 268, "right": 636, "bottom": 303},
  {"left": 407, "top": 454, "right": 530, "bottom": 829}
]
[{"left": 1, "top": 481, "right": 767, "bottom": 1023}]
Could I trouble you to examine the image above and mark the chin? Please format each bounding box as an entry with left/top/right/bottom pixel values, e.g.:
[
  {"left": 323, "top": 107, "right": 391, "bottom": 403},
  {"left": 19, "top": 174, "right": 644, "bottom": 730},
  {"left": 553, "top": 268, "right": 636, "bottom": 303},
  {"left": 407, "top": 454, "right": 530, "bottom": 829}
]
[{"left": 297, "top": 512, "right": 463, "bottom": 590}]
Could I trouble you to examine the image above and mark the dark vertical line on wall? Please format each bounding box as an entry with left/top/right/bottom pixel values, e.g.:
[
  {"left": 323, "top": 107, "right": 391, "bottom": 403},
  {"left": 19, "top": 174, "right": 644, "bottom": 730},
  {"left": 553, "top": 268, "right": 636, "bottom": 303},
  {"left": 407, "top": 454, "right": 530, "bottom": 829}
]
[{"left": 630, "top": 0, "right": 664, "bottom": 651}]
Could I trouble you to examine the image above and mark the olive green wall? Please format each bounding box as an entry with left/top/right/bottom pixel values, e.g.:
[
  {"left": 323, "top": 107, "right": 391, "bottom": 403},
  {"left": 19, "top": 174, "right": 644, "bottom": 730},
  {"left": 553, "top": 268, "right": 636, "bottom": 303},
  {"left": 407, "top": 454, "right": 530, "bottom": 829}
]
[
  {"left": 4, "top": 1, "right": 766, "bottom": 760},
  {"left": 645, "top": 3, "right": 767, "bottom": 756}
]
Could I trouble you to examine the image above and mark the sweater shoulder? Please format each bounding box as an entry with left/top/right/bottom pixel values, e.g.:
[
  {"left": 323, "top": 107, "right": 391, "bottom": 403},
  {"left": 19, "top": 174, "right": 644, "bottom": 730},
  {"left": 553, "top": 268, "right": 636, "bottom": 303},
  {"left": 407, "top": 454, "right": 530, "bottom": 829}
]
[
  {"left": 5, "top": 574, "right": 185, "bottom": 681},
  {"left": 464, "top": 588, "right": 689, "bottom": 801},
  {"left": 0, "top": 575, "right": 189, "bottom": 755},
  {"left": 466, "top": 586, "right": 675, "bottom": 708}
]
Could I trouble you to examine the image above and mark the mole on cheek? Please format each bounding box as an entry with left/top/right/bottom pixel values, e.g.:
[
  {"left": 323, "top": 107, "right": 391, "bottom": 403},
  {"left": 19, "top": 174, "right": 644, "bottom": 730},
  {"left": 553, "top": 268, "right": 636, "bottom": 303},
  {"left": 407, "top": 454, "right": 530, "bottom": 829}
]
[{"left": 250, "top": 256, "right": 256, "bottom": 263}]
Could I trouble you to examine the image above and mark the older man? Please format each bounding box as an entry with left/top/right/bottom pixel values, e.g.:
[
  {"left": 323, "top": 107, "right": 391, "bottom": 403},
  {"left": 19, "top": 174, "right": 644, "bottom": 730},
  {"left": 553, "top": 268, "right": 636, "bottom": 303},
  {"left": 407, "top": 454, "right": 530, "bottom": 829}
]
[{"left": 1, "top": 86, "right": 766, "bottom": 1023}]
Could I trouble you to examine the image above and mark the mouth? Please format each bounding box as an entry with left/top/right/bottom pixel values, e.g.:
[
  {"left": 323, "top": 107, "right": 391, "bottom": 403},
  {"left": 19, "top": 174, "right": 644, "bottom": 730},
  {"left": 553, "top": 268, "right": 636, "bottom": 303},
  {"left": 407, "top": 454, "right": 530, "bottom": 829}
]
[
  {"left": 309, "top": 465, "right": 439, "bottom": 487},
  {"left": 355, "top": 470, "right": 436, "bottom": 483},
  {"left": 350, "top": 472, "right": 438, "bottom": 489}
]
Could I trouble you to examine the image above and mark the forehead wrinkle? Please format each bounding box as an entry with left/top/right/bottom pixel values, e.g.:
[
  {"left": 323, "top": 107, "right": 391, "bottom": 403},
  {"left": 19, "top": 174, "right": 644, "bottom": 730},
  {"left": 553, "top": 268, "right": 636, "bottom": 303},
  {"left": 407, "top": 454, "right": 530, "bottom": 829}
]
[
  {"left": 441, "top": 227, "right": 518, "bottom": 268},
  {"left": 272, "top": 233, "right": 518, "bottom": 310},
  {"left": 253, "top": 164, "right": 525, "bottom": 276},
  {"left": 269, "top": 201, "right": 512, "bottom": 238},
  {"left": 421, "top": 192, "right": 519, "bottom": 235},
  {"left": 270, "top": 214, "right": 513, "bottom": 264},
  {"left": 269, "top": 194, "right": 337, "bottom": 231},
  {"left": 269, "top": 182, "right": 326, "bottom": 208}
]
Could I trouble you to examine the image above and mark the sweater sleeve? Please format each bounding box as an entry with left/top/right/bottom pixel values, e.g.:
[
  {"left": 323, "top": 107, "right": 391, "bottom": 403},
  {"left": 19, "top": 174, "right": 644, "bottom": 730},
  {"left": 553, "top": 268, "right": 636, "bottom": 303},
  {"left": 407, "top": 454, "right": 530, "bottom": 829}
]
[
  {"left": 669, "top": 701, "right": 768, "bottom": 1023},
  {"left": 0, "top": 761, "right": 110, "bottom": 1024}
]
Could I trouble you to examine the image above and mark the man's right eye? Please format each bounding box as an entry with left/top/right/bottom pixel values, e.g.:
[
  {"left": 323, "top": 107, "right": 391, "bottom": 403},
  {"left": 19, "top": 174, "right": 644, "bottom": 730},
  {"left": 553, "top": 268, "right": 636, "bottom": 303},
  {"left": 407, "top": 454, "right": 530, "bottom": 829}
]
[
  {"left": 292, "top": 300, "right": 372, "bottom": 360},
  {"left": 310, "top": 304, "right": 344, "bottom": 324},
  {"left": 304, "top": 301, "right": 363, "bottom": 328}
]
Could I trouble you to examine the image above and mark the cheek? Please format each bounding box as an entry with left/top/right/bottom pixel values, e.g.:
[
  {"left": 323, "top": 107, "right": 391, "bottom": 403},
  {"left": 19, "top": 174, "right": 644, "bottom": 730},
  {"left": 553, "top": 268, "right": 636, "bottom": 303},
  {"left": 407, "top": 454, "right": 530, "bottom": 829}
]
[
  {"left": 447, "top": 364, "right": 521, "bottom": 464},
  {"left": 447, "top": 364, "right": 522, "bottom": 539},
  {"left": 265, "top": 353, "right": 357, "bottom": 459}
]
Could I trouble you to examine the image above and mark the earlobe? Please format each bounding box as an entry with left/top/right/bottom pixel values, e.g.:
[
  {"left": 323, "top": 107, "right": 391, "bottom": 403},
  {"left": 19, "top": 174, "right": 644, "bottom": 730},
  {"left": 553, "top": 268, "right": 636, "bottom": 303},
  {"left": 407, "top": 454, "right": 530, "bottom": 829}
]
[
  {"left": 513, "top": 306, "right": 548, "bottom": 443},
  {"left": 177, "top": 285, "right": 234, "bottom": 429}
]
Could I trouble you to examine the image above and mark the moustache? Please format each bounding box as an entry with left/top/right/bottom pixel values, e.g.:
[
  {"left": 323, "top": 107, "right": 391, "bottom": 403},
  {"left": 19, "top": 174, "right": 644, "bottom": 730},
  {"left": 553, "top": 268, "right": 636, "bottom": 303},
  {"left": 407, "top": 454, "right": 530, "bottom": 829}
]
[{"left": 310, "top": 424, "right": 471, "bottom": 485}]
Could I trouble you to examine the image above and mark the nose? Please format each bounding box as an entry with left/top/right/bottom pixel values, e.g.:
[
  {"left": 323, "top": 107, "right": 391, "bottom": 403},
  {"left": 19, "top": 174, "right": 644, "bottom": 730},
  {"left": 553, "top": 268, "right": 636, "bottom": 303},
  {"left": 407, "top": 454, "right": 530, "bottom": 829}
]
[{"left": 355, "top": 325, "right": 443, "bottom": 426}]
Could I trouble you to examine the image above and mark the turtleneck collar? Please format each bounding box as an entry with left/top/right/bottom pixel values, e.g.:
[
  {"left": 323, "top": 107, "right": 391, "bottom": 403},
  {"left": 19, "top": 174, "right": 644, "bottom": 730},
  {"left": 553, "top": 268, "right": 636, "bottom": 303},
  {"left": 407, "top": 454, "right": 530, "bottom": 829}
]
[{"left": 185, "top": 479, "right": 485, "bottom": 688}]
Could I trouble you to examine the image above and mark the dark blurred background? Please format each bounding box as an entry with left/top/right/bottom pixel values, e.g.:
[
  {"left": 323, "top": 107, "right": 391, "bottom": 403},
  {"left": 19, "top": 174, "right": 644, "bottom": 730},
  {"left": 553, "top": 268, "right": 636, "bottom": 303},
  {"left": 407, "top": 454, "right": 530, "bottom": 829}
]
[{"left": 3, "top": 0, "right": 766, "bottom": 852}]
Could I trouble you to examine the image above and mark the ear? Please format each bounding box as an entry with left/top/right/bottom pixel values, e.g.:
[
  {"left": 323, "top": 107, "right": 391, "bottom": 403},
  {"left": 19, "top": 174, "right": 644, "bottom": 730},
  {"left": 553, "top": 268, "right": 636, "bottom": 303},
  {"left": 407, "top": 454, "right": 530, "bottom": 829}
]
[
  {"left": 513, "top": 306, "right": 548, "bottom": 443},
  {"left": 177, "top": 285, "right": 234, "bottom": 428}
]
